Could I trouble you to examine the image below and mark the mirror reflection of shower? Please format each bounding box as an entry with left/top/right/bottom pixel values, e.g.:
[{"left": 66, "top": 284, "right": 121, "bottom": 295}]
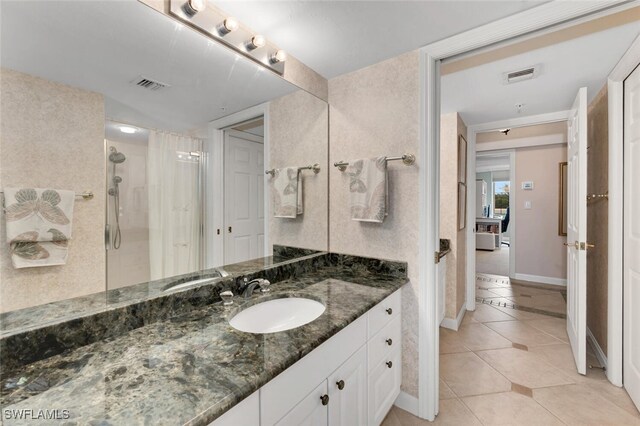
[{"left": 108, "top": 146, "right": 126, "bottom": 249}]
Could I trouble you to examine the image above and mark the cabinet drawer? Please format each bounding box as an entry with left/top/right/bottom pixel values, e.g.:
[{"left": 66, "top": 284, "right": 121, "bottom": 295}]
[
  {"left": 368, "top": 290, "right": 401, "bottom": 339},
  {"left": 368, "top": 348, "right": 402, "bottom": 426},
  {"left": 368, "top": 315, "right": 401, "bottom": 373}
]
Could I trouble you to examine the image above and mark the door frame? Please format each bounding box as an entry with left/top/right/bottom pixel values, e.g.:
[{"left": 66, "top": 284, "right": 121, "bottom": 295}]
[
  {"left": 607, "top": 33, "right": 640, "bottom": 388},
  {"left": 207, "top": 103, "right": 270, "bottom": 268},
  {"left": 417, "top": 1, "right": 630, "bottom": 420},
  {"left": 474, "top": 149, "right": 517, "bottom": 280}
]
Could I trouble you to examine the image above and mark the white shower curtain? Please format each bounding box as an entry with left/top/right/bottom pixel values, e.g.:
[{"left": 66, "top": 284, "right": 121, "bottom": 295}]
[{"left": 148, "top": 130, "right": 202, "bottom": 280}]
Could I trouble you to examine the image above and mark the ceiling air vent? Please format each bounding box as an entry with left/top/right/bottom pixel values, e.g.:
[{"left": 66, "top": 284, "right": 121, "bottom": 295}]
[
  {"left": 502, "top": 65, "right": 540, "bottom": 84},
  {"left": 131, "top": 76, "right": 170, "bottom": 91}
]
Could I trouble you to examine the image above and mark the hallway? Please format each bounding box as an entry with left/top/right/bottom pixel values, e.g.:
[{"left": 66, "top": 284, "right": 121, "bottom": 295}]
[{"left": 383, "top": 300, "right": 640, "bottom": 425}]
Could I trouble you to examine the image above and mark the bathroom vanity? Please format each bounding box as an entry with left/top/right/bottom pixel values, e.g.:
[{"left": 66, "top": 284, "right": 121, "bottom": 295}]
[
  {"left": 216, "top": 289, "right": 401, "bottom": 426},
  {"left": 0, "top": 252, "right": 407, "bottom": 426}
]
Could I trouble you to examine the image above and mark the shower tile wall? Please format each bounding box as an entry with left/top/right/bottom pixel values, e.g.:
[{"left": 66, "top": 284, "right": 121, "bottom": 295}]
[{"left": 106, "top": 138, "right": 150, "bottom": 289}]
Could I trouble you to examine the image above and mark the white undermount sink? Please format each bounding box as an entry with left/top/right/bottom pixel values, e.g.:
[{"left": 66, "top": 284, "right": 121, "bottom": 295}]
[{"left": 229, "top": 297, "right": 325, "bottom": 334}]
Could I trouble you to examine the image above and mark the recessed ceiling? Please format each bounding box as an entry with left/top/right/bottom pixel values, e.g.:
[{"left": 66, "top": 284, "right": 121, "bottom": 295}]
[
  {"left": 442, "top": 21, "right": 640, "bottom": 125},
  {"left": 215, "top": 0, "right": 548, "bottom": 79},
  {"left": 1, "top": 0, "right": 298, "bottom": 132}
]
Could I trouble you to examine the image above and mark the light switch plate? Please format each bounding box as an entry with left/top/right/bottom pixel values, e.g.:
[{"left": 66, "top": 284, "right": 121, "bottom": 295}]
[
  {"left": 522, "top": 181, "right": 534, "bottom": 190},
  {"left": 524, "top": 201, "right": 532, "bottom": 209}
]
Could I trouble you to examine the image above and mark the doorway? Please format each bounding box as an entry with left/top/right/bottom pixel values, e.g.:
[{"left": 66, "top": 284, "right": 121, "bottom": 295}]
[{"left": 474, "top": 151, "right": 513, "bottom": 279}]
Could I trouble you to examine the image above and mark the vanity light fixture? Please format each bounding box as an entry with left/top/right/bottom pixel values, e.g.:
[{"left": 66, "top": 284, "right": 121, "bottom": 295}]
[
  {"left": 217, "top": 17, "right": 238, "bottom": 36},
  {"left": 169, "top": 0, "right": 286, "bottom": 74},
  {"left": 119, "top": 126, "right": 137, "bottom": 134},
  {"left": 270, "top": 50, "right": 287, "bottom": 64},
  {"left": 246, "top": 35, "right": 265, "bottom": 51}
]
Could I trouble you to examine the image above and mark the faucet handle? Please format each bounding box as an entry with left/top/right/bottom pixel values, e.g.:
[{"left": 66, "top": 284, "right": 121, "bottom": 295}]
[
  {"left": 220, "top": 290, "right": 234, "bottom": 306},
  {"left": 259, "top": 279, "right": 271, "bottom": 293}
]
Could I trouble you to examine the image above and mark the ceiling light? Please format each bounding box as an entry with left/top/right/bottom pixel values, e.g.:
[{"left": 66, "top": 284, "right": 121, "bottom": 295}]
[
  {"left": 217, "top": 17, "right": 238, "bottom": 36},
  {"left": 246, "top": 35, "right": 265, "bottom": 51},
  {"left": 184, "top": 0, "right": 206, "bottom": 16},
  {"left": 270, "top": 50, "right": 287, "bottom": 64},
  {"left": 119, "top": 126, "right": 137, "bottom": 134}
]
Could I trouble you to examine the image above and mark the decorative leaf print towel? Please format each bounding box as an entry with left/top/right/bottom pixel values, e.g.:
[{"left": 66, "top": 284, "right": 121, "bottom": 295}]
[
  {"left": 346, "top": 157, "right": 388, "bottom": 223},
  {"left": 272, "top": 167, "right": 303, "bottom": 219},
  {"left": 4, "top": 188, "right": 74, "bottom": 268}
]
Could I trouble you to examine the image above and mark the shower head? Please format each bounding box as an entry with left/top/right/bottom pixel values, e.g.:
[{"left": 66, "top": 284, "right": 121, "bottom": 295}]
[{"left": 109, "top": 147, "right": 126, "bottom": 164}]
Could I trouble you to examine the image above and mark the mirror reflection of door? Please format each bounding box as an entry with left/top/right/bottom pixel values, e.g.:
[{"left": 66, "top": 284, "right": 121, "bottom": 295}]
[{"left": 223, "top": 122, "right": 265, "bottom": 264}]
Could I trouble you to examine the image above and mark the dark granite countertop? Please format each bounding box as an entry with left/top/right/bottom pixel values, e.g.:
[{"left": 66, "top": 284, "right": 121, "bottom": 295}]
[{"left": 0, "top": 263, "right": 407, "bottom": 425}]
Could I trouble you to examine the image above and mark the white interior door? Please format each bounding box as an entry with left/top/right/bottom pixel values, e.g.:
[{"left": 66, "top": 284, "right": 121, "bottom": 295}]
[
  {"left": 224, "top": 130, "right": 264, "bottom": 264},
  {"left": 566, "top": 87, "right": 588, "bottom": 375},
  {"left": 624, "top": 64, "right": 640, "bottom": 411}
]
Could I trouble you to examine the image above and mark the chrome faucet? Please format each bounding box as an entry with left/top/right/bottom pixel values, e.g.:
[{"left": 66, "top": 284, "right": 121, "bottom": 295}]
[{"left": 240, "top": 278, "right": 271, "bottom": 298}]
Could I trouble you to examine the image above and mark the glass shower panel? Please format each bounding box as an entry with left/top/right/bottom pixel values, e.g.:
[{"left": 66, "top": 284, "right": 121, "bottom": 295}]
[{"left": 106, "top": 122, "right": 204, "bottom": 291}]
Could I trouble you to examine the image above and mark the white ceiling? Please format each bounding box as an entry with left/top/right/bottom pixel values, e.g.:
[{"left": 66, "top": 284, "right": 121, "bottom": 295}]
[
  {"left": 215, "top": 0, "right": 548, "bottom": 79},
  {"left": 442, "top": 21, "right": 640, "bottom": 126},
  {"left": 1, "top": 0, "right": 298, "bottom": 132}
]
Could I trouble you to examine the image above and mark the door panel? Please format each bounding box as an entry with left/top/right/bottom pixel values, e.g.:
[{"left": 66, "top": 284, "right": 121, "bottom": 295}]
[
  {"left": 224, "top": 131, "right": 265, "bottom": 264},
  {"left": 624, "top": 64, "right": 640, "bottom": 410},
  {"left": 328, "top": 345, "right": 367, "bottom": 426},
  {"left": 275, "top": 381, "right": 328, "bottom": 426},
  {"left": 566, "top": 87, "right": 587, "bottom": 375}
]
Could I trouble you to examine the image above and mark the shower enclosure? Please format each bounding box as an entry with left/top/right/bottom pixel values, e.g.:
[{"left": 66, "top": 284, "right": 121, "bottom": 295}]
[{"left": 105, "top": 122, "right": 205, "bottom": 290}]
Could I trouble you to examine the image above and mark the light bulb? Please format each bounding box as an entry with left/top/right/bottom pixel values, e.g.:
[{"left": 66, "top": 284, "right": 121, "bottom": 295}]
[
  {"left": 247, "top": 35, "right": 265, "bottom": 50},
  {"left": 218, "top": 17, "right": 238, "bottom": 36},
  {"left": 184, "top": 0, "right": 206, "bottom": 15},
  {"left": 270, "top": 50, "right": 287, "bottom": 64},
  {"left": 224, "top": 17, "right": 238, "bottom": 32}
]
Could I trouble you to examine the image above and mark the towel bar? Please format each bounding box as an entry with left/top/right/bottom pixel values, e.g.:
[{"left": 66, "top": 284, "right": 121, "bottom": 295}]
[
  {"left": 265, "top": 164, "right": 321, "bottom": 176},
  {"left": 0, "top": 191, "right": 94, "bottom": 211},
  {"left": 334, "top": 153, "right": 415, "bottom": 172},
  {"left": 0, "top": 190, "right": 94, "bottom": 201}
]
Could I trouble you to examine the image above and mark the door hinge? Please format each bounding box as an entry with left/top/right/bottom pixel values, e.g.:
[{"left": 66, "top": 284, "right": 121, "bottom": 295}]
[
  {"left": 228, "top": 226, "right": 232, "bottom": 233},
  {"left": 434, "top": 251, "right": 440, "bottom": 264}
]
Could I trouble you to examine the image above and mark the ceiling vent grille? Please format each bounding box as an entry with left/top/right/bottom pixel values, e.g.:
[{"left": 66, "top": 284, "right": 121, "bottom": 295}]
[
  {"left": 502, "top": 65, "right": 540, "bottom": 84},
  {"left": 131, "top": 76, "right": 170, "bottom": 91}
]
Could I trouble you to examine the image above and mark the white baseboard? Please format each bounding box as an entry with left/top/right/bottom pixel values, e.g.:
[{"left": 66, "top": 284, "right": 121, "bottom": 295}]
[
  {"left": 394, "top": 391, "right": 419, "bottom": 416},
  {"left": 441, "top": 304, "right": 466, "bottom": 331},
  {"left": 514, "top": 273, "right": 567, "bottom": 287},
  {"left": 587, "top": 327, "right": 608, "bottom": 370}
]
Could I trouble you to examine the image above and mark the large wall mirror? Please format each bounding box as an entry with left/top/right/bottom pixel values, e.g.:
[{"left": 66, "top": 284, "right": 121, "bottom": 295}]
[{"left": 0, "top": 1, "right": 328, "bottom": 330}]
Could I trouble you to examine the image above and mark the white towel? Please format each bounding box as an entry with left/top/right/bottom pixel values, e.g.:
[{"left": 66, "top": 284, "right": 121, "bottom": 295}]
[
  {"left": 346, "top": 157, "right": 388, "bottom": 223},
  {"left": 271, "top": 167, "right": 303, "bottom": 218},
  {"left": 4, "top": 188, "right": 74, "bottom": 268}
]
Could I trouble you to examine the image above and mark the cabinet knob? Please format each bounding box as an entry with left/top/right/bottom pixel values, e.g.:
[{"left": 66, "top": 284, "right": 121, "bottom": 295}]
[
  {"left": 336, "top": 380, "right": 345, "bottom": 390},
  {"left": 386, "top": 338, "right": 393, "bottom": 346},
  {"left": 386, "top": 361, "right": 393, "bottom": 368},
  {"left": 386, "top": 308, "right": 393, "bottom": 315},
  {"left": 320, "top": 394, "right": 329, "bottom": 406}
]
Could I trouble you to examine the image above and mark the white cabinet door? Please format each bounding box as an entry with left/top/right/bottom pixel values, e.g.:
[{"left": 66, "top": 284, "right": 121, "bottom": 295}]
[
  {"left": 328, "top": 345, "right": 367, "bottom": 426},
  {"left": 368, "top": 349, "right": 401, "bottom": 426},
  {"left": 566, "top": 87, "right": 588, "bottom": 375},
  {"left": 276, "top": 381, "right": 328, "bottom": 426}
]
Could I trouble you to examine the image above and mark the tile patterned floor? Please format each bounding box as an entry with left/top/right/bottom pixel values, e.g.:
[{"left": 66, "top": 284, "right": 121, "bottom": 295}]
[{"left": 382, "top": 277, "right": 640, "bottom": 425}]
